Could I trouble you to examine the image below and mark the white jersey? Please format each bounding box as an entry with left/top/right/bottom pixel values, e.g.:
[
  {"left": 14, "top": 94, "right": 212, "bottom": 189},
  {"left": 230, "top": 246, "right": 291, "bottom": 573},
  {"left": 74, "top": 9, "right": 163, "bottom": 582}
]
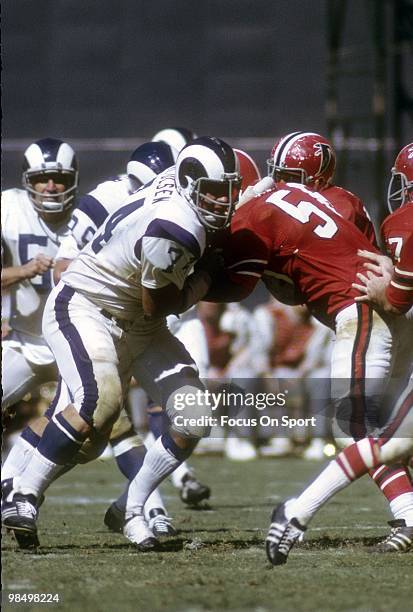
[
  {"left": 1, "top": 188, "right": 72, "bottom": 341},
  {"left": 62, "top": 169, "right": 206, "bottom": 321},
  {"left": 56, "top": 176, "right": 130, "bottom": 260}
]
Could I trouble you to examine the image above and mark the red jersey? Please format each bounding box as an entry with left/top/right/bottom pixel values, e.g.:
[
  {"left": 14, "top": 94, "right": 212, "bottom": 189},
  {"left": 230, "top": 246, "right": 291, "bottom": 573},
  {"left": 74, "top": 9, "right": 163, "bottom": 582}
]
[
  {"left": 381, "top": 205, "right": 413, "bottom": 263},
  {"left": 320, "top": 184, "right": 377, "bottom": 247},
  {"left": 225, "top": 183, "right": 380, "bottom": 328}
]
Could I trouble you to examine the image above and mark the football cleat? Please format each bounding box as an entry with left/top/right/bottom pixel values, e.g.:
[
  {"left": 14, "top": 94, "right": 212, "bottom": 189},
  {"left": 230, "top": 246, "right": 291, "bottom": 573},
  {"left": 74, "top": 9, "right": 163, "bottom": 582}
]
[
  {"left": 368, "top": 519, "right": 413, "bottom": 553},
  {"left": 2, "top": 493, "right": 40, "bottom": 549},
  {"left": 148, "top": 508, "right": 177, "bottom": 537},
  {"left": 266, "top": 501, "right": 306, "bottom": 566},
  {"left": 123, "top": 514, "right": 159, "bottom": 551},
  {"left": 103, "top": 502, "right": 125, "bottom": 533},
  {"left": 180, "top": 473, "right": 211, "bottom": 506}
]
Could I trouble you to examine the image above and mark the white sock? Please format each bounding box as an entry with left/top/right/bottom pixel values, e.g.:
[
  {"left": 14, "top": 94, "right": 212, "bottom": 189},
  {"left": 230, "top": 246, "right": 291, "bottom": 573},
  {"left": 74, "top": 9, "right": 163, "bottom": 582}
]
[
  {"left": 15, "top": 449, "right": 62, "bottom": 498},
  {"left": 170, "top": 461, "right": 190, "bottom": 488},
  {"left": 286, "top": 461, "right": 351, "bottom": 526},
  {"left": 390, "top": 492, "right": 413, "bottom": 526},
  {"left": 125, "top": 437, "right": 181, "bottom": 518},
  {"left": 144, "top": 489, "right": 167, "bottom": 520},
  {"left": 2, "top": 437, "right": 36, "bottom": 481}
]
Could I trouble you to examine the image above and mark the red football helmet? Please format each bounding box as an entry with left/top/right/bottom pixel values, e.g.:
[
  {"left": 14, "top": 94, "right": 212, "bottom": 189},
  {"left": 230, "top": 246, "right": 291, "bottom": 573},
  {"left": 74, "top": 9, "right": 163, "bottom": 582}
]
[
  {"left": 234, "top": 148, "right": 261, "bottom": 193},
  {"left": 387, "top": 143, "right": 413, "bottom": 211},
  {"left": 267, "top": 131, "right": 336, "bottom": 188}
]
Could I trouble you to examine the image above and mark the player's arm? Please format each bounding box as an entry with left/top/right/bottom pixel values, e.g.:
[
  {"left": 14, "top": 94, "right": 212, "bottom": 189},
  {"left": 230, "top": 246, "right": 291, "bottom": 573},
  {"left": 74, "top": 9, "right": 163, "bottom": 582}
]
[
  {"left": 140, "top": 230, "right": 210, "bottom": 318},
  {"left": 1, "top": 253, "right": 54, "bottom": 289},
  {"left": 203, "top": 226, "right": 269, "bottom": 303}
]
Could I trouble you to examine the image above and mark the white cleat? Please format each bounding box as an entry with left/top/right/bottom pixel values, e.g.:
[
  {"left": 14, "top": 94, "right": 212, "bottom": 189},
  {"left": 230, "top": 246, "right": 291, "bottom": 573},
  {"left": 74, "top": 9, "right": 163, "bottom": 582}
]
[
  {"left": 260, "top": 437, "right": 294, "bottom": 458},
  {"left": 302, "top": 438, "right": 326, "bottom": 461},
  {"left": 225, "top": 437, "right": 257, "bottom": 461},
  {"left": 123, "top": 514, "right": 159, "bottom": 551}
]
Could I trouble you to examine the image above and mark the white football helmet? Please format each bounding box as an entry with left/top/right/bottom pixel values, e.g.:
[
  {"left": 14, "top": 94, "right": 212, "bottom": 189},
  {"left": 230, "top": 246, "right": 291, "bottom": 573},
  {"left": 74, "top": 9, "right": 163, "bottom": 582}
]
[
  {"left": 175, "top": 136, "right": 241, "bottom": 230},
  {"left": 152, "top": 127, "right": 197, "bottom": 160},
  {"left": 22, "top": 138, "right": 78, "bottom": 214}
]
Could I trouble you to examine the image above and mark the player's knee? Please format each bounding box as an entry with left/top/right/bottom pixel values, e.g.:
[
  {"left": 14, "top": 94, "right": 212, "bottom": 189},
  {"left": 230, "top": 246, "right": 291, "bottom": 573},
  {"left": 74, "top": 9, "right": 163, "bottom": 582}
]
[
  {"left": 380, "top": 438, "right": 413, "bottom": 464},
  {"left": 166, "top": 384, "right": 212, "bottom": 439},
  {"left": 76, "top": 432, "right": 110, "bottom": 464},
  {"left": 88, "top": 364, "right": 123, "bottom": 434}
]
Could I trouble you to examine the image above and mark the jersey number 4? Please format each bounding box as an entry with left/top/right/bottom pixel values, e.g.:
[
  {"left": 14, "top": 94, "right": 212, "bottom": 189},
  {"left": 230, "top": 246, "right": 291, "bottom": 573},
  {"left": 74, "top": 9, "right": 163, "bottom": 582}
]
[{"left": 266, "top": 189, "right": 338, "bottom": 238}]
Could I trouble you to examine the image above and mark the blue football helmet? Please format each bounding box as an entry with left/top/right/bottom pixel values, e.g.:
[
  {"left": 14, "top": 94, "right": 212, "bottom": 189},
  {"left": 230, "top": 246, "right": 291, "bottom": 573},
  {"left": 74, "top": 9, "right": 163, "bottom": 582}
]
[{"left": 127, "top": 141, "right": 176, "bottom": 192}]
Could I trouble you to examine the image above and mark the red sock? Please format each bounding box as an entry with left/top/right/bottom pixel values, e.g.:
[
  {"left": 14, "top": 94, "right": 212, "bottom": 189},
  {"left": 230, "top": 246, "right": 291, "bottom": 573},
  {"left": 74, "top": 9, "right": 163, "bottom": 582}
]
[
  {"left": 369, "top": 463, "right": 413, "bottom": 502},
  {"left": 336, "top": 437, "right": 380, "bottom": 481}
]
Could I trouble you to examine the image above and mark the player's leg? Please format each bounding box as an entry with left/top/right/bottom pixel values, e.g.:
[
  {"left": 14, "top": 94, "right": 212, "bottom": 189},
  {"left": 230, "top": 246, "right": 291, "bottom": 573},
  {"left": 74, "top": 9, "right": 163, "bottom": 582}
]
[
  {"left": 2, "top": 285, "right": 137, "bottom": 547},
  {"left": 265, "top": 378, "right": 413, "bottom": 565},
  {"left": 123, "top": 329, "right": 211, "bottom": 539},
  {"left": 103, "top": 409, "right": 176, "bottom": 537},
  {"left": 331, "top": 303, "right": 413, "bottom": 544}
]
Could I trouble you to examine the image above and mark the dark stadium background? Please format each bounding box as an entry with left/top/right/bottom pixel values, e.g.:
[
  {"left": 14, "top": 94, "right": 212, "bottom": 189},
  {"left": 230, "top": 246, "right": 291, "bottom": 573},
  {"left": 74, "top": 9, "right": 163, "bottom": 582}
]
[{"left": 2, "top": 0, "right": 412, "bottom": 228}]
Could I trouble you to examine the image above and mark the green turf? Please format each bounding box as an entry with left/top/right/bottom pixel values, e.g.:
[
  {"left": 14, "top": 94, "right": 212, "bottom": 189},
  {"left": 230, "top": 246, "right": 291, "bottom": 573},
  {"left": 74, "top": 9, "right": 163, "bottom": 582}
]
[{"left": 2, "top": 457, "right": 412, "bottom": 612}]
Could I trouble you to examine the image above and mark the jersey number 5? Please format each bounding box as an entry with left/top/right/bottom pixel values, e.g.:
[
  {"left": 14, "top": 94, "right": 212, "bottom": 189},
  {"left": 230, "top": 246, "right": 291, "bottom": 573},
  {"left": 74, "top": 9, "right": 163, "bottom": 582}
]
[{"left": 266, "top": 189, "right": 338, "bottom": 238}]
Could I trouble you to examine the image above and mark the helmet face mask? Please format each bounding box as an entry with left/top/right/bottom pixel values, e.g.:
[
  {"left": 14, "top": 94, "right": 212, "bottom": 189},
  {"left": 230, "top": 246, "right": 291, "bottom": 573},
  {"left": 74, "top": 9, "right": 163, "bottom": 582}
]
[
  {"left": 387, "top": 143, "right": 413, "bottom": 212},
  {"left": 267, "top": 132, "right": 336, "bottom": 189},
  {"left": 175, "top": 137, "right": 241, "bottom": 231},
  {"left": 22, "top": 138, "right": 78, "bottom": 217}
]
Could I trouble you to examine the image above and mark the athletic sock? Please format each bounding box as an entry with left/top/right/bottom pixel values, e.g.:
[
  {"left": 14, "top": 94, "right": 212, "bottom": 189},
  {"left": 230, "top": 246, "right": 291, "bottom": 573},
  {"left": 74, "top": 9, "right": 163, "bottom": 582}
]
[
  {"left": 370, "top": 463, "right": 413, "bottom": 526},
  {"left": 125, "top": 433, "right": 192, "bottom": 518},
  {"left": 16, "top": 415, "right": 84, "bottom": 499},
  {"left": 286, "top": 438, "right": 380, "bottom": 526},
  {"left": 1, "top": 431, "right": 40, "bottom": 483},
  {"left": 111, "top": 435, "right": 146, "bottom": 480}
]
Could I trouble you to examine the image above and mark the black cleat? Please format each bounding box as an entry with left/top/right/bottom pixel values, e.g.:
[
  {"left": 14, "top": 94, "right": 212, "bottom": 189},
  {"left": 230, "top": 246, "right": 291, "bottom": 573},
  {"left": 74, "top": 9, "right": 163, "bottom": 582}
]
[
  {"left": 180, "top": 474, "right": 211, "bottom": 506},
  {"left": 2, "top": 493, "right": 40, "bottom": 550},
  {"left": 368, "top": 519, "right": 413, "bottom": 553},
  {"left": 148, "top": 508, "right": 177, "bottom": 537},
  {"left": 103, "top": 502, "right": 125, "bottom": 533},
  {"left": 266, "top": 501, "right": 306, "bottom": 566}
]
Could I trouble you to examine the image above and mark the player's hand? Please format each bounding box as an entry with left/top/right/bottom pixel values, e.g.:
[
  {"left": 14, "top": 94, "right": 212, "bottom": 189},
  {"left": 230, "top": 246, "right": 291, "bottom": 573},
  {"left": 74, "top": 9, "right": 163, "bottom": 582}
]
[
  {"left": 352, "top": 270, "right": 389, "bottom": 304},
  {"left": 22, "top": 253, "right": 54, "bottom": 279},
  {"left": 357, "top": 249, "right": 394, "bottom": 277},
  {"left": 195, "top": 250, "right": 226, "bottom": 280}
]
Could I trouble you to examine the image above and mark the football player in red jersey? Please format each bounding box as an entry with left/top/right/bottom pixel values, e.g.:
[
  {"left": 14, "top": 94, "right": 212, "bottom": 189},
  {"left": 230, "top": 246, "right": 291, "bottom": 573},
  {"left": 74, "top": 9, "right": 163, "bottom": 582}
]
[
  {"left": 266, "top": 228, "right": 413, "bottom": 564},
  {"left": 262, "top": 144, "right": 413, "bottom": 564},
  {"left": 265, "top": 131, "right": 378, "bottom": 246},
  {"left": 204, "top": 172, "right": 412, "bottom": 553}
]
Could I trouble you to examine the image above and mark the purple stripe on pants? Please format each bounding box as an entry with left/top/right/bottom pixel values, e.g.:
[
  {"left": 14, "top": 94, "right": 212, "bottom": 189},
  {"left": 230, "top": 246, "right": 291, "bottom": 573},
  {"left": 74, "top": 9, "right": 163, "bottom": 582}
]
[{"left": 54, "top": 284, "right": 99, "bottom": 425}]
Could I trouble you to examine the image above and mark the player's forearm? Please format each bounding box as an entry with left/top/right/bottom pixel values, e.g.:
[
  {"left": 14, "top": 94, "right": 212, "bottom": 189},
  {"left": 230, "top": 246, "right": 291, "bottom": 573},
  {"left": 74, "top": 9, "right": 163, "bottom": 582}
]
[
  {"left": 53, "top": 258, "right": 72, "bottom": 285},
  {"left": 203, "top": 277, "right": 252, "bottom": 303},
  {"left": 1, "top": 265, "right": 27, "bottom": 288},
  {"left": 142, "top": 271, "right": 212, "bottom": 318}
]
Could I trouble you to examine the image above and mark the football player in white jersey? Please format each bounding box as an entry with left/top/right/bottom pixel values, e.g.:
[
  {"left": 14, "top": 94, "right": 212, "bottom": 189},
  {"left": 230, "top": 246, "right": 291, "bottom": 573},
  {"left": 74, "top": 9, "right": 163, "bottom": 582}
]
[
  {"left": 3, "top": 137, "right": 241, "bottom": 551},
  {"left": 2, "top": 140, "right": 181, "bottom": 543},
  {"left": 1, "top": 138, "right": 78, "bottom": 413}
]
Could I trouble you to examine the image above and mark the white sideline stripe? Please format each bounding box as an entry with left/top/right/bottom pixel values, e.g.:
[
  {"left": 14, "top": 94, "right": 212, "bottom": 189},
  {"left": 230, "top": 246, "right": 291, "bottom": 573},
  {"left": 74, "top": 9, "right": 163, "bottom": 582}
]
[
  {"left": 380, "top": 471, "right": 406, "bottom": 491},
  {"left": 52, "top": 416, "right": 82, "bottom": 444},
  {"left": 2, "top": 136, "right": 399, "bottom": 153}
]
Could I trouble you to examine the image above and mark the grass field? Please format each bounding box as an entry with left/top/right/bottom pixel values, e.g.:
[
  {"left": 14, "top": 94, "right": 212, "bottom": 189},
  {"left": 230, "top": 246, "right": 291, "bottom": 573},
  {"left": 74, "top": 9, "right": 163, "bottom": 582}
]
[{"left": 2, "top": 456, "right": 412, "bottom": 612}]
